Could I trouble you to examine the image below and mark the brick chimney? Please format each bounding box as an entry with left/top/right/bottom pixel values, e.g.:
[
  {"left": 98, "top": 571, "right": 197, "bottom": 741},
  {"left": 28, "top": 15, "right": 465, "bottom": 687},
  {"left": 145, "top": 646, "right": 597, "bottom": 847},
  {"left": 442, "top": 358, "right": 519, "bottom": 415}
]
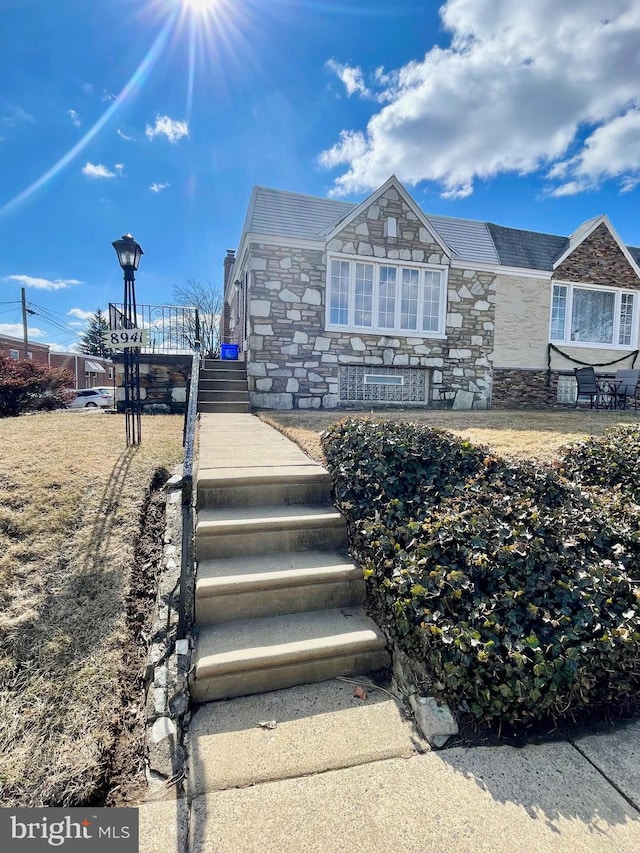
[
  {"left": 223, "top": 249, "right": 236, "bottom": 290},
  {"left": 221, "top": 249, "right": 236, "bottom": 345}
]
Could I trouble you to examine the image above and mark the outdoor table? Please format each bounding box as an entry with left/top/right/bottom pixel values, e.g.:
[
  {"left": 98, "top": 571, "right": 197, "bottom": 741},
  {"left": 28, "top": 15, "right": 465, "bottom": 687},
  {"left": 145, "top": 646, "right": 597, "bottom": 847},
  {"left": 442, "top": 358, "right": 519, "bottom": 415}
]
[{"left": 596, "top": 378, "right": 623, "bottom": 409}]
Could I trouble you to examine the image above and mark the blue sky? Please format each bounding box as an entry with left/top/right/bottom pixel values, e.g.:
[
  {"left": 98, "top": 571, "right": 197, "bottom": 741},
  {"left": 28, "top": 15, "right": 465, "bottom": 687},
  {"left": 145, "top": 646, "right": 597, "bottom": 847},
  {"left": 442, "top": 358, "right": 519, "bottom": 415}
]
[{"left": 1, "top": 0, "right": 639, "bottom": 351}]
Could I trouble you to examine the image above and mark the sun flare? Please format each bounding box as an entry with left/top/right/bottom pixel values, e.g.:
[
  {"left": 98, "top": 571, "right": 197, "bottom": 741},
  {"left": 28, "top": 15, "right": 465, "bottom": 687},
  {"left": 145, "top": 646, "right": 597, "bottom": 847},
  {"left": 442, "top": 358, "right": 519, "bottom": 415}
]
[{"left": 182, "top": 0, "right": 222, "bottom": 15}]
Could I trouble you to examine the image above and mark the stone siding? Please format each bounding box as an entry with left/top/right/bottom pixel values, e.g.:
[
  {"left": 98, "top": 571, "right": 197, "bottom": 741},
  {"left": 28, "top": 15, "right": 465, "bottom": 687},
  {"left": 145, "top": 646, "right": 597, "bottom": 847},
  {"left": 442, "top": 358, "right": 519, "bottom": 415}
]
[
  {"left": 242, "top": 185, "right": 496, "bottom": 410},
  {"left": 114, "top": 355, "right": 191, "bottom": 413},
  {"left": 554, "top": 223, "right": 640, "bottom": 289},
  {"left": 492, "top": 368, "right": 561, "bottom": 409}
]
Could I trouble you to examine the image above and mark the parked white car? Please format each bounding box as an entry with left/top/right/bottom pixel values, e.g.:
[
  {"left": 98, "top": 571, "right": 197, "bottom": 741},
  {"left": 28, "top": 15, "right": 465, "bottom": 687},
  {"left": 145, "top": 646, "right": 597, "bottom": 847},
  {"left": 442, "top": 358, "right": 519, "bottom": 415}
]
[{"left": 68, "top": 388, "right": 114, "bottom": 409}]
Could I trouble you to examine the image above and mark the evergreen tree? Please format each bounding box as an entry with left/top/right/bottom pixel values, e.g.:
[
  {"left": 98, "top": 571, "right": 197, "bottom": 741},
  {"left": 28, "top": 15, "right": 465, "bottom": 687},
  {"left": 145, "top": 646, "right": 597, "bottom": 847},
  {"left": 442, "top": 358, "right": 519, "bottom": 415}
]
[{"left": 79, "top": 309, "right": 112, "bottom": 357}]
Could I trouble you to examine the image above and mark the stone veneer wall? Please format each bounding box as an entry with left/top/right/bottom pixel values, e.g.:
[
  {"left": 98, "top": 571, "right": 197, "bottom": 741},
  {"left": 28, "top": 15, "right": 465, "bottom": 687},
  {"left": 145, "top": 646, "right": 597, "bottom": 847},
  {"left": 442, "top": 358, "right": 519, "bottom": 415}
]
[
  {"left": 244, "top": 185, "right": 496, "bottom": 410},
  {"left": 113, "top": 355, "right": 191, "bottom": 413},
  {"left": 492, "top": 368, "right": 561, "bottom": 409},
  {"left": 554, "top": 223, "right": 640, "bottom": 290}
]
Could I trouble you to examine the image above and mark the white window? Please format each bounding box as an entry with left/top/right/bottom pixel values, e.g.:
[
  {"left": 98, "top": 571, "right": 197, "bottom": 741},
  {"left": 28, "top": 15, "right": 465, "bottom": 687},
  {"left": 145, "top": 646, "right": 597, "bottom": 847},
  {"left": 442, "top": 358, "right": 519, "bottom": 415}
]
[
  {"left": 550, "top": 282, "right": 637, "bottom": 348},
  {"left": 385, "top": 217, "right": 397, "bottom": 238},
  {"left": 329, "top": 260, "right": 350, "bottom": 326},
  {"left": 9, "top": 348, "right": 19, "bottom": 359},
  {"left": 327, "top": 257, "right": 447, "bottom": 337}
]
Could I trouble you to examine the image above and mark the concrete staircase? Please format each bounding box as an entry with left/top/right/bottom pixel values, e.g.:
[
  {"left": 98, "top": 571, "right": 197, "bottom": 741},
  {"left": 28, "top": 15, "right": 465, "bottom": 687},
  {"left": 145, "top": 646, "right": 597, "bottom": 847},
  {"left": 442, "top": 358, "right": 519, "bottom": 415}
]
[
  {"left": 197, "top": 359, "right": 250, "bottom": 414},
  {"left": 189, "top": 416, "right": 389, "bottom": 704}
]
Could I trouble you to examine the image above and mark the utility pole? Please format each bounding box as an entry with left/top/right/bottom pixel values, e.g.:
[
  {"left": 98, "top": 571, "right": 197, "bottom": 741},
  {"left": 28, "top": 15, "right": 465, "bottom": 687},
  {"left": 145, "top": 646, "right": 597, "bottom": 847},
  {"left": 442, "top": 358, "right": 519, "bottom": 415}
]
[{"left": 21, "top": 287, "right": 28, "bottom": 360}]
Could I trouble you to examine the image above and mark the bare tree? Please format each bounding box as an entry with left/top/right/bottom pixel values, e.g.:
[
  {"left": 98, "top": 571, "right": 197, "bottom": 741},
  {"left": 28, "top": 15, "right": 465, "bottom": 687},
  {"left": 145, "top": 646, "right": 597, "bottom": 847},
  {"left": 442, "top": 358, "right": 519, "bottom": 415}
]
[{"left": 171, "top": 279, "right": 223, "bottom": 357}]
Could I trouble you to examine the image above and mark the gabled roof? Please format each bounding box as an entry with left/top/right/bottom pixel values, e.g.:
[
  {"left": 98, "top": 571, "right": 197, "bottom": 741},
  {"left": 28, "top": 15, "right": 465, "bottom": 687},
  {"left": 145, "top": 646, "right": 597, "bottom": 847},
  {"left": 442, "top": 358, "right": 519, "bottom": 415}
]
[
  {"left": 238, "top": 182, "right": 640, "bottom": 275},
  {"left": 552, "top": 214, "right": 640, "bottom": 278},
  {"left": 321, "top": 175, "right": 452, "bottom": 257}
]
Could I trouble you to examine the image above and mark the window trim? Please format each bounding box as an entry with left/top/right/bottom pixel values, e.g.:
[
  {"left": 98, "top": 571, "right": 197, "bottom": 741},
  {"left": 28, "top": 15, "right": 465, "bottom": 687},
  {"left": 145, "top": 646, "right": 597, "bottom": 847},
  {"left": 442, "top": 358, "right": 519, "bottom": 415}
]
[
  {"left": 326, "top": 253, "right": 448, "bottom": 338},
  {"left": 549, "top": 280, "right": 638, "bottom": 350}
]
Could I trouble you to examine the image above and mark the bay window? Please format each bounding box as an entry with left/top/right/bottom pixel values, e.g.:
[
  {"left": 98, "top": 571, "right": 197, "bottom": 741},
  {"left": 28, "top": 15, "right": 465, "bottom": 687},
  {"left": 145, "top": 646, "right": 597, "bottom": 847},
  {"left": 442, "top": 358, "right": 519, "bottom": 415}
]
[
  {"left": 550, "top": 282, "right": 637, "bottom": 348},
  {"left": 328, "top": 257, "right": 447, "bottom": 336}
]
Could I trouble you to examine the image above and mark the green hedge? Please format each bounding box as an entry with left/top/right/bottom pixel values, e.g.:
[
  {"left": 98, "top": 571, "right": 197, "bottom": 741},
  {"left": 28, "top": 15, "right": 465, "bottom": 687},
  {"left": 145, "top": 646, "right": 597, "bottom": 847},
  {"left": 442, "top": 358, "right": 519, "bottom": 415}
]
[
  {"left": 322, "top": 419, "right": 640, "bottom": 725},
  {"left": 558, "top": 423, "right": 640, "bottom": 502}
]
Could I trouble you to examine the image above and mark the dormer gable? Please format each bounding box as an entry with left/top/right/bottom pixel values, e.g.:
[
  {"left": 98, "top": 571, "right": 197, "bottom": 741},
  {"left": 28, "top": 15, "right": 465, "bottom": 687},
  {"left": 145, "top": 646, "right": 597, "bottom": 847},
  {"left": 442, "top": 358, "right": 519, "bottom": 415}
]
[
  {"left": 553, "top": 215, "right": 640, "bottom": 288},
  {"left": 323, "top": 175, "right": 453, "bottom": 261}
]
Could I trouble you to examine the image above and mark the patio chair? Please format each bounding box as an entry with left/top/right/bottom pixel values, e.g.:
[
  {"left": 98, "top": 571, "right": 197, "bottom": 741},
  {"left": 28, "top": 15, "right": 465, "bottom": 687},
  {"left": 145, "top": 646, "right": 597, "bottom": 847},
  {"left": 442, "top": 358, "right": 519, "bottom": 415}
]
[
  {"left": 613, "top": 369, "right": 640, "bottom": 409},
  {"left": 574, "top": 367, "right": 599, "bottom": 408}
]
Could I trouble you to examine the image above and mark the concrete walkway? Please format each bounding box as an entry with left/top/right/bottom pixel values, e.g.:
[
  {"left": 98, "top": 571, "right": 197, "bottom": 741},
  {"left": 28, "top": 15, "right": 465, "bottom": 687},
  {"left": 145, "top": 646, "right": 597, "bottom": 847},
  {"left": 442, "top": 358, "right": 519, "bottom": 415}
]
[{"left": 139, "top": 413, "right": 640, "bottom": 853}]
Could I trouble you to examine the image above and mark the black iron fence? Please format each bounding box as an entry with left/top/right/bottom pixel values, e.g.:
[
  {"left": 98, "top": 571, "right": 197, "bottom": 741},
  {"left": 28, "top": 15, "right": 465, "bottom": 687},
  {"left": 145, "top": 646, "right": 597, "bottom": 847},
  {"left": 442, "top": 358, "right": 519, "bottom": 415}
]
[
  {"left": 109, "top": 303, "right": 200, "bottom": 354},
  {"left": 178, "top": 343, "right": 201, "bottom": 640}
]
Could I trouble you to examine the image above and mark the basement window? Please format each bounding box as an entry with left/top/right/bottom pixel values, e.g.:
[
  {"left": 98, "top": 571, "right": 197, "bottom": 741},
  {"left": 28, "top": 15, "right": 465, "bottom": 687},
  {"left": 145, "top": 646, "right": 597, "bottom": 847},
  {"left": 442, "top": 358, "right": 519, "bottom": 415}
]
[{"left": 340, "top": 365, "right": 428, "bottom": 403}]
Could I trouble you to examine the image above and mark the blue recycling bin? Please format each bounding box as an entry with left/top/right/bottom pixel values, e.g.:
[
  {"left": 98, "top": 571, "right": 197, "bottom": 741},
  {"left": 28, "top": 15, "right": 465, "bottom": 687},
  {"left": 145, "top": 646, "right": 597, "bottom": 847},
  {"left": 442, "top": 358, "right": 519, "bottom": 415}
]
[{"left": 220, "top": 343, "right": 239, "bottom": 360}]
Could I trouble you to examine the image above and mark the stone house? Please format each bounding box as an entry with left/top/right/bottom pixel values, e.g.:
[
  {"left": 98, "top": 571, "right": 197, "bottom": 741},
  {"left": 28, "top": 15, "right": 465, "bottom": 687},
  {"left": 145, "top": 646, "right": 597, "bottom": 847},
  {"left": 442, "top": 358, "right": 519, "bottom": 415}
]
[{"left": 221, "top": 176, "right": 640, "bottom": 410}]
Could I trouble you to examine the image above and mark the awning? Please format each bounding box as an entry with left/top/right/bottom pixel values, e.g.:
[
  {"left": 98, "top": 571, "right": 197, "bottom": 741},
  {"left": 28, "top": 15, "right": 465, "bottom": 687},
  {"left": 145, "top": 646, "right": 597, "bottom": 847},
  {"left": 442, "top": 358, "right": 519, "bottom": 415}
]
[{"left": 85, "top": 361, "right": 106, "bottom": 373}]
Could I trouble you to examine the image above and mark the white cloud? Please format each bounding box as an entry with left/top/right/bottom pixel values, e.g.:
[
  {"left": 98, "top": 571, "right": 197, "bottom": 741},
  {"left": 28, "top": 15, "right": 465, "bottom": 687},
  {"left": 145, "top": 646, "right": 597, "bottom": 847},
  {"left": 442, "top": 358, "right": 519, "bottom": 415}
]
[
  {"left": 47, "top": 341, "right": 78, "bottom": 353},
  {"left": 67, "top": 109, "right": 81, "bottom": 127},
  {"left": 145, "top": 114, "right": 189, "bottom": 143},
  {"left": 117, "top": 128, "right": 135, "bottom": 141},
  {"left": 67, "top": 308, "right": 94, "bottom": 321},
  {"left": 320, "top": 0, "right": 640, "bottom": 198},
  {"left": 326, "top": 60, "right": 373, "bottom": 99},
  {"left": 114, "top": 163, "right": 124, "bottom": 175},
  {"left": 4, "top": 274, "right": 82, "bottom": 291},
  {"left": 150, "top": 182, "right": 170, "bottom": 193},
  {"left": 0, "top": 103, "right": 35, "bottom": 128},
  {"left": 0, "top": 323, "right": 47, "bottom": 338},
  {"left": 549, "top": 107, "right": 640, "bottom": 195},
  {"left": 82, "top": 162, "right": 116, "bottom": 179}
]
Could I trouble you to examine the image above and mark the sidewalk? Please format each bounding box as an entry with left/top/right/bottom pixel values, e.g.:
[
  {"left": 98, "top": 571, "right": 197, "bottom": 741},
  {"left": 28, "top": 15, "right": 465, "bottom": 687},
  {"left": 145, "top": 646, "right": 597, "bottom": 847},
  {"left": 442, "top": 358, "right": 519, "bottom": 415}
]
[{"left": 140, "top": 413, "right": 640, "bottom": 853}]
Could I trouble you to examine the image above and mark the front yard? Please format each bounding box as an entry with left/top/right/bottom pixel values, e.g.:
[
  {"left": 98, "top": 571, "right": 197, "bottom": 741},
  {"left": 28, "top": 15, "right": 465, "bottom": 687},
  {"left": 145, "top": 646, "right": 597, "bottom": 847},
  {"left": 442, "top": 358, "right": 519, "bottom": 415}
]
[
  {"left": 259, "top": 408, "right": 640, "bottom": 464},
  {"left": 0, "top": 412, "right": 184, "bottom": 807}
]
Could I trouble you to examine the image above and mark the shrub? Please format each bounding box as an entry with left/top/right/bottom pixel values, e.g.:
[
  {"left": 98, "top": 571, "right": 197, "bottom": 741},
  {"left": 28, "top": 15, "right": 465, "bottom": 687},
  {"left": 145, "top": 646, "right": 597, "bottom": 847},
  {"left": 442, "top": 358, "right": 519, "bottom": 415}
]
[
  {"left": 558, "top": 424, "right": 640, "bottom": 503},
  {"left": 321, "top": 419, "right": 640, "bottom": 726},
  {"left": 0, "top": 353, "right": 73, "bottom": 417}
]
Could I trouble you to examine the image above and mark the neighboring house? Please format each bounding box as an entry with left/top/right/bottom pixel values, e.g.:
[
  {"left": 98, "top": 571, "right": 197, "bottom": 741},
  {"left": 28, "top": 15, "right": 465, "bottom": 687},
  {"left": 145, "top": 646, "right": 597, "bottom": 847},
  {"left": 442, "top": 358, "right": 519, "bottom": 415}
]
[
  {"left": 0, "top": 334, "right": 50, "bottom": 366},
  {"left": 49, "top": 352, "right": 115, "bottom": 389},
  {"left": 0, "top": 334, "right": 114, "bottom": 389},
  {"left": 222, "top": 176, "right": 640, "bottom": 410}
]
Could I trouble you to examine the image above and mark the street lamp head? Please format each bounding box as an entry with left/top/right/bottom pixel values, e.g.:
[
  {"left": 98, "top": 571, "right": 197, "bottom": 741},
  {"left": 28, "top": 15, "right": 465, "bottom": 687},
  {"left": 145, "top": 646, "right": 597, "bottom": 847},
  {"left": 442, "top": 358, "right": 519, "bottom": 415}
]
[{"left": 112, "top": 233, "right": 144, "bottom": 272}]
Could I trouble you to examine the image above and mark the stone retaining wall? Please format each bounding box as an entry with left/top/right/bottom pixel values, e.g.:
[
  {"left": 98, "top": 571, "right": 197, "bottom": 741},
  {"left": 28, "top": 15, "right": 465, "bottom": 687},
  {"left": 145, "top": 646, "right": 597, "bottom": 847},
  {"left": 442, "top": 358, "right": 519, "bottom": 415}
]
[{"left": 113, "top": 355, "right": 191, "bottom": 414}]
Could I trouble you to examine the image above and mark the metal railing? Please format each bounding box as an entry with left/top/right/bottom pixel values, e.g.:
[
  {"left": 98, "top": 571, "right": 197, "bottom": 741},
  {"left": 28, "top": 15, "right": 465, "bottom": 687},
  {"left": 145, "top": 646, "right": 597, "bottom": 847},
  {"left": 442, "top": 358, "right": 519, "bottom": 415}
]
[
  {"left": 109, "top": 303, "right": 200, "bottom": 354},
  {"left": 178, "top": 343, "right": 201, "bottom": 640}
]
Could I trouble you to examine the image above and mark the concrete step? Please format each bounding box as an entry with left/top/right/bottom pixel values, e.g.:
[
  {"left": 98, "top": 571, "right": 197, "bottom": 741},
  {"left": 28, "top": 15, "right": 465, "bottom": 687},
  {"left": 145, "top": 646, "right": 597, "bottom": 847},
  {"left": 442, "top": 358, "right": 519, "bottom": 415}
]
[
  {"left": 197, "top": 465, "right": 333, "bottom": 508},
  {"left": 196, "top": 504, "right": 347, "bottom": 560},
  {"left": 198, "top": 389, "right": 251, "bottom": 403},
  {"left": 200, "top": 369, "right": 248, "bottom": 383},
  {"left": 198, "top": 401, "right": 252, "bottom": 414},
  {"left": 199, "top": 378, "right": 249, "bottom": 392},
  {"left": 195, "top": 550, "right": 365, "bottom": 625},
  {"left": 203, "top": 359, "right": 247, "bottom": 372},
  {"left": 188, "top": 680, "right": 425, "bottom": 795},
  {"left": 190, "top": 608, "right": 389, "bottom": 702}
]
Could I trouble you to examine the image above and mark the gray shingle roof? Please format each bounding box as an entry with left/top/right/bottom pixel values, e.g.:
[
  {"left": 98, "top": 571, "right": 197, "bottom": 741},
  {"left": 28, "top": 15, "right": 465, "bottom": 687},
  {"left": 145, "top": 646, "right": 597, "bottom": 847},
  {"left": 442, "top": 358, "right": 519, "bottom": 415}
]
[
  {"left": 486, "top": 223, "right": 568, "bottom": 271},
  {"left": 427, "top": 215, "right": 499, "bottom": 263},
  {"left": 244, "top": 185, "right": 638, "bottom": 273},
  {"left": 248, "top": 186, "right": 354, "bottom": 240}
]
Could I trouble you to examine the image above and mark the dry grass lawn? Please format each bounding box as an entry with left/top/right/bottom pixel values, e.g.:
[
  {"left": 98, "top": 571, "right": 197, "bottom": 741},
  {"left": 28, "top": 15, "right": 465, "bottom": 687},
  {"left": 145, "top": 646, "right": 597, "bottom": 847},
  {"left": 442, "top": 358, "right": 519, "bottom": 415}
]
[
  {"left": 0, "top": 411, "right": 184, "bottom": 807},
  {"left": 259, "top": 408, "right": 640, "bottom": 464}
]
